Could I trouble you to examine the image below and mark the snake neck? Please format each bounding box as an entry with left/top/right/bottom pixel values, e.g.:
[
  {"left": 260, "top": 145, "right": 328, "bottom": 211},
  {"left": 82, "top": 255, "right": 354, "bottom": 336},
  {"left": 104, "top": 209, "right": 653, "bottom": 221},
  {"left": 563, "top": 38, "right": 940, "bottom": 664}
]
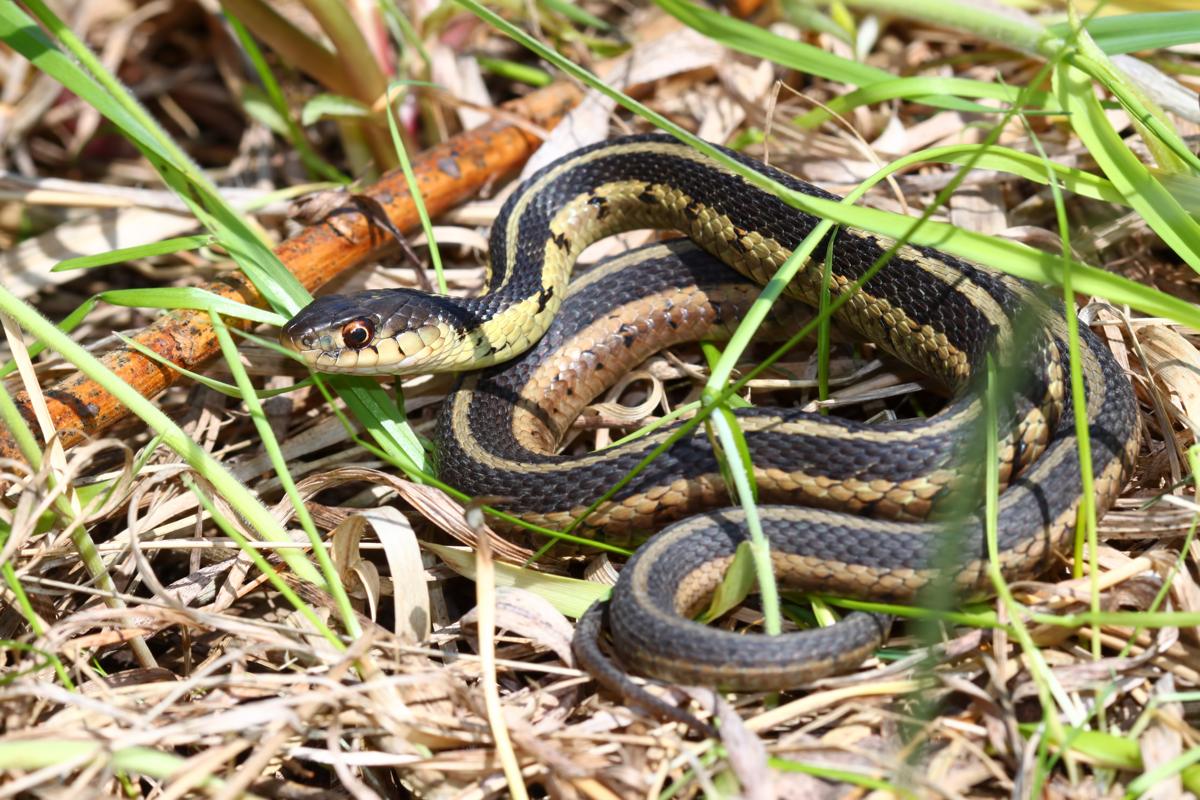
[
  {"left": 469, "top": 136, "right": 826, "bottom": 371},
  {"left": 479, "top": 134, "right": 1014, "bottom": 392}
]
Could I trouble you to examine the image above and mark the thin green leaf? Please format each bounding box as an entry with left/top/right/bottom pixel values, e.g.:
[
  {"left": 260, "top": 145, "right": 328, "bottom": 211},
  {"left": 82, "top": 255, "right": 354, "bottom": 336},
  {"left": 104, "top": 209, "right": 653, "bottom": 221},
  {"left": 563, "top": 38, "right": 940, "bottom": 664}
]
[
  {"left": 115, "top": 333, "right": 312, "bottom": 400},
  {"left": 301, "top": 93, "right": 373, "bottom": 125},
  {"left": 0, "top": 741, "right": 234, "bottom": 790},
  {"left": 96, "top": 288, "right": 286, "bottom": 326},
  {"left": 1047, "top": 12, "right": 1200, "bottom": 55},
  {"left": 1066, "top": 46, "right": 1200, "bottom": 175},
  {"left": 241, "top": 85, "right": 291, "bottom": 135},
  {"left": 779, "top": 0, "right": 853, "bottom": 44},
  {"left": 769, "top": 757, "right": 919, "bottom": 799},
  {"left": 425, "top": 542, "right": 609, "bottom": 618},
  {"left": 475, "top": 55, "right": 553, "bottom": 87},
  {"left": 324, "top": 374, "right": 428, "bottom": 471},
  {"left": 657, "top": 0, "right": 889, "bottom": 86},
  {"left": 910, "top": 144, "right": 1126, "bottom": 206},
  {"left": 1054, "top": 60, "right": 1200, "bottom": 272},
  {"left": 709, "top": 404, "right": 779, "bottom": 634},
  {"left": 655, "top": 0, "right": 1024, "bottom": 114},
  {"left": 794, "top": 76, "right": 1052, "bottom": 129},
  {"left": 0, "top": 296, "right": 100, "bottom": 379},
  {"left": 540, "top": 0, "right": 610, "bottom": 30},
  {"left": 52, "top": 235, "right": 213, "bottom": 272},
  {"left": 385, "top": 80, "right": 446, "bottom": 293},
  {"left": 698, "top": 540, "right": 757, "bottom": 623}
]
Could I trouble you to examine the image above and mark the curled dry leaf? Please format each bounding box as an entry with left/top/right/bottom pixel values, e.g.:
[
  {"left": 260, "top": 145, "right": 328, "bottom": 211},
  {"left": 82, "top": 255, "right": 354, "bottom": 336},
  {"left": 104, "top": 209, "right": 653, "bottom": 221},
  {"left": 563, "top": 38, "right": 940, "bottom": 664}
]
[
  {"left": 1140, "top": 325, "right": 1200, "bottom": 440},
  {"left": 461, "top": 586, "right": 577, "bottom": 668},
  {"left": 426, "top": 542, "right": 609, "bottom": 620},
  {"left": 583, "top": 554, "right": 619, "bottom": 587},
  {"left": 287, "top": 466, "right": 532, "bottom": 562},
  {"left": 587, "top": 370, "right": 664, "bottom": 425},
  {"left": 360, "top": 506, "right": 431, "bottom": 643},
  {"left": 330, "top": 514, "right": 381, "bottom": 619}
]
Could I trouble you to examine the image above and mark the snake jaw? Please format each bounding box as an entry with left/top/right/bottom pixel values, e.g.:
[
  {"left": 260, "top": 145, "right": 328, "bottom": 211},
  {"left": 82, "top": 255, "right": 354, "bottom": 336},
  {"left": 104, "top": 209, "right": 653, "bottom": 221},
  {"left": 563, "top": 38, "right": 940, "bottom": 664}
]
[
  {"left": 281, "top": 289, "right": 437, "bottom": 375},
  {"left": 281, "top": 291, "right": 471, "bottom": 375}
]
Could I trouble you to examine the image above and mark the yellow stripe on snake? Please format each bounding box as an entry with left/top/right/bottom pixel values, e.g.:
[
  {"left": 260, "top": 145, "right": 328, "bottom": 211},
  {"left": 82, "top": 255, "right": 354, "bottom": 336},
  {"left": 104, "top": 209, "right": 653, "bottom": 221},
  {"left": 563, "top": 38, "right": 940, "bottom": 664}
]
[{"left": 282, "top": 134, "right": 1138, "bottom": 730}]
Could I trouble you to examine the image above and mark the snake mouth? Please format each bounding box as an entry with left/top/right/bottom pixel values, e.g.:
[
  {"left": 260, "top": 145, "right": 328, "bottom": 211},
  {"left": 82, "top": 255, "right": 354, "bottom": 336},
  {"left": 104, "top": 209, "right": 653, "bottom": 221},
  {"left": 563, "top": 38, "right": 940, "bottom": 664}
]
[
  {"left": 279, "top": 329, "right": 349, "bottom": 373},
  {"left": 280, "top": 315, "right": 465, "bottom": 375},
  {"left": 278, "top": 328, "right": 336, "bottom": 371},
  {"left": 279, "top": 333, "right": 305, "bottom": 357},
  {"left": 278, "top": 338, "right": 439, "bottom": 376}
]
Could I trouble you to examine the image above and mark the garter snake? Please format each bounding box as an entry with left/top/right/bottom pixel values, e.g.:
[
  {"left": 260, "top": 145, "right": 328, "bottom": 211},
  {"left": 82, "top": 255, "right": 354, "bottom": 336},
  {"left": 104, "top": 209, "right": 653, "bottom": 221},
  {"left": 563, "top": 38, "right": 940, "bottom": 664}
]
[{"left": 282, "top": 134, "right": 1139, "bottom": 709}]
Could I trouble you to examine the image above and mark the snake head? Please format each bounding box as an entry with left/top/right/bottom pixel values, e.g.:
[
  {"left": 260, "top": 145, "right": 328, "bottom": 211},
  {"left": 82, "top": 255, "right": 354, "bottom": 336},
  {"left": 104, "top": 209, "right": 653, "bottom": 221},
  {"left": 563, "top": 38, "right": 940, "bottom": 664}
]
[{"left": 280, "top": 289, "right": 458, "bottom": 375}]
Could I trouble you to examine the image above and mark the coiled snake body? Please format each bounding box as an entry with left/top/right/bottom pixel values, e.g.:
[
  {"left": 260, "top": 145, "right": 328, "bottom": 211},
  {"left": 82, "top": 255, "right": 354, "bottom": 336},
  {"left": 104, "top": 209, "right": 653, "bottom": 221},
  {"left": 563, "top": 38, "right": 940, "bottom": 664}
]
[{"left": 282, "top": 135, "right": 1138, "bottom": 707}]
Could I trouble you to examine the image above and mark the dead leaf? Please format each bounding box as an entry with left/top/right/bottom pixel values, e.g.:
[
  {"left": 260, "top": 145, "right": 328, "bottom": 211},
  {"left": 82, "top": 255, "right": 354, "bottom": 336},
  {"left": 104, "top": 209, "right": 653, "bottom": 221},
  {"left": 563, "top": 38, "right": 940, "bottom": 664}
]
[{"left": 461, "top": 586, "right": 577, "bottom": 668}]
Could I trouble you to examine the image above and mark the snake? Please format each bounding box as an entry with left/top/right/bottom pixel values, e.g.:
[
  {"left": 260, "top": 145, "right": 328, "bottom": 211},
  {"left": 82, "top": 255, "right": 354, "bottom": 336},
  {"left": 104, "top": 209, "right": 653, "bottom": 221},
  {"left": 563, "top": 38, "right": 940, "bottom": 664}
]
[{"left": 281, "top": 134, "right": 1139, "bottom": 723}]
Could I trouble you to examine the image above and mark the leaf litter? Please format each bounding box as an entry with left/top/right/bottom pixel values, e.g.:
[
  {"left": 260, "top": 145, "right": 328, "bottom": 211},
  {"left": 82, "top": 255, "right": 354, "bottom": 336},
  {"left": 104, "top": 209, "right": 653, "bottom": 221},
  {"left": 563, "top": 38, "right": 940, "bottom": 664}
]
[{"left": 2, "top": 1, "right": 1199, "bottom": 797}]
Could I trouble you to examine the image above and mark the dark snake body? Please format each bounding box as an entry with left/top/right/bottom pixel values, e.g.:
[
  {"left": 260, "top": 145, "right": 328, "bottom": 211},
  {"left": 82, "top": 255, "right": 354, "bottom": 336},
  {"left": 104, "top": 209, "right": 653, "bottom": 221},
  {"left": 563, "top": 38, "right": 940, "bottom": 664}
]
[{"left": 282, "top": 135, "right": 1139, "bottom": 710}]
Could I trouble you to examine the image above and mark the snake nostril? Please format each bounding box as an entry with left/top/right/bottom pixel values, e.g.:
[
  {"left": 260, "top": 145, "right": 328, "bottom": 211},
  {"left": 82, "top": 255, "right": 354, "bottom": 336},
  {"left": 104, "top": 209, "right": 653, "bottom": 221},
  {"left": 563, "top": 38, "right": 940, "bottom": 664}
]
[{"left": 283, "top": 329, "right": 316, "bottom": 351}]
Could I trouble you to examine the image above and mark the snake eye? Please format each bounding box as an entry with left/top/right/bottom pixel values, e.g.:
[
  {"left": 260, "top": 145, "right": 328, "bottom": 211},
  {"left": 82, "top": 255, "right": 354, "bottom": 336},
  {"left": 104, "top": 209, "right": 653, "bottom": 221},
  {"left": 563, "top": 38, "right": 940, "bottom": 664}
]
[{"left": 340, "top": 318, "right": 375, "bottom": 350}]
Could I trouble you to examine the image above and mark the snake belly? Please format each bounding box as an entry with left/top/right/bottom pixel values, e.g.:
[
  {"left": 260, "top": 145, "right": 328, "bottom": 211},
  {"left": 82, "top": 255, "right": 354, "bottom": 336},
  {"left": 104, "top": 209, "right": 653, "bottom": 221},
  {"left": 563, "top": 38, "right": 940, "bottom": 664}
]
[{"left": 283, "top": 134, "right": 1139, "bottom": 692}]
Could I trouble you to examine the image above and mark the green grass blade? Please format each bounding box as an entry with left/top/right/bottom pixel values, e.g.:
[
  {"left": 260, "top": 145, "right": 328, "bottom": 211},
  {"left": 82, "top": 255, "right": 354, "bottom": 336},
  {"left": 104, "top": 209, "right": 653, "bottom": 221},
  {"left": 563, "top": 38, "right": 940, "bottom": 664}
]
[
  {"left": 475, "top": 55, "right": 554, "bottom": 87},
  {"left": 794, "top": 76, "right": 1052, "bottom": 129},
  {"left": 540, "top": 0, "right": 611, "bottom": 30},
  {"left": 0, "top": 286, "right": 324, "bottom": 586},
  {"left": 769, "top": 758, "right": 918, "bottom": 798},
  {"left": 425, "top": 542, "right": 610, "bottom": 617},
  {"left": 655, "top": 0, "right": 1021, "bottom": 113},
  {"left": 96, "top": 288, "right": 287, "bottom": 326},
  {"left": 301, "top": 93, "right": 373, "bottom": 124},
  {"left": 2, "top": 2, "right": 308, "bottom": 312},
  {"left": 656, "top": 0, "right": 888, "bottom": 85},
  {"left": 1055, "top": 60, "right": 1200, "bottom": 272},
  {"left": 698, "top": 540, "right": 756, "bottom": 623},
  {"left": 385, "top": 80, "right": 446, "bottom": 293},
  {"left": 1067, "top": 45, "right": 1200, "bottom": 175},
  {"left": 209, "top": 312, "right": 361, "bottom": 638},
  {"left": 905, "top": 144, "right": 1126, "bottom": 206},
  {"left": 1047, "top": 12, "right": 1200, "bottom": 55},
  {"left": 709, "top": 404, "right": 778, "bottom": 633},
  {"left": 324, "top": 376, "right": 429, "bottom": 471},
  {"left": 51, "top": 235, "right": 214, "bottom": 272},
  {"left": 116, "top": 333, "right": 312, "bottom": 399},
  {"left": 0, "top": 741, "right": 248, "bottom": 793}
]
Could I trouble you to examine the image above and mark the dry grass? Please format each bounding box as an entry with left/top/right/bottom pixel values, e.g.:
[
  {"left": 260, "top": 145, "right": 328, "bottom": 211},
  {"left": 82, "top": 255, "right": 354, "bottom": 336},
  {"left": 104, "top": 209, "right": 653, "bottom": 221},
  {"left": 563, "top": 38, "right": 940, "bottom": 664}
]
[{"left": 2, "top": 1, "right": 1200, "bottom": 797}]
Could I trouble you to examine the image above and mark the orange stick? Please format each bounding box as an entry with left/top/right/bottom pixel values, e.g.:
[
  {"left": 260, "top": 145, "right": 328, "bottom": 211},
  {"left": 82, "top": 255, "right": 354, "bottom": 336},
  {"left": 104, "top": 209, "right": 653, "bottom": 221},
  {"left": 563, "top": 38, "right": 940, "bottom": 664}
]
[{"left": 0, "top": 83, "right": 583, "bottom": 461}]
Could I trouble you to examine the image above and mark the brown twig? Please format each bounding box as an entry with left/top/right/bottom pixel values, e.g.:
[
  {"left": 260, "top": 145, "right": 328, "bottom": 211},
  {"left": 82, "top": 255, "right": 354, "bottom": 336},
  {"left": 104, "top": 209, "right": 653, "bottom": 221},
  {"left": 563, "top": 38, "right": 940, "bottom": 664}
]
[{"left": 0, "top": 82, "right": 584, "bottom": 462}]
